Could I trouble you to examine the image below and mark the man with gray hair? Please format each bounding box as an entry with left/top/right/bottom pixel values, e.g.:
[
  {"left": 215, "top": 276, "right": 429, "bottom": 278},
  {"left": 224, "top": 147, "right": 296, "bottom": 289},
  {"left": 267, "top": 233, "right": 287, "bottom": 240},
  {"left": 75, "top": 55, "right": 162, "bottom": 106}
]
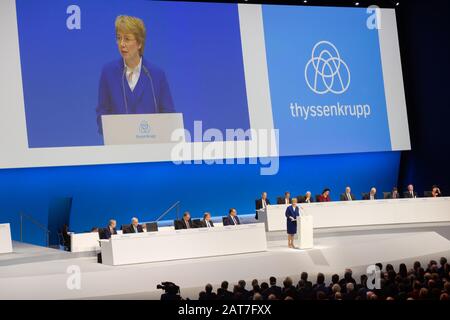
[{"left": 124, "top": 217, "right": 143, "bottom": 234}]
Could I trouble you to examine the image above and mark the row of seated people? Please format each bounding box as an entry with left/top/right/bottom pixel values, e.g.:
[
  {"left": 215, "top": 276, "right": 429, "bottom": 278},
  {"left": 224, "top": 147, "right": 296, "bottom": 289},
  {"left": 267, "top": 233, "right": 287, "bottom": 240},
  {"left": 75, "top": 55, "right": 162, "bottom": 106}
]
[
  {"left": 98, "top": 209, "right": 242, "bottom": 240},
  {"left": 256, "top": 184, "right": 443, "bottom": 209}
]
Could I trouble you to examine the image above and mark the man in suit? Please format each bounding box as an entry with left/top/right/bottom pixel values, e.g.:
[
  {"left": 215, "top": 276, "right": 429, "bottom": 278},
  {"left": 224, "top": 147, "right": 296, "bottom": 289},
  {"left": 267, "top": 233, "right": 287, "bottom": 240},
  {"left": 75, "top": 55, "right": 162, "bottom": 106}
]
[
  {"left": 340, "top": 186, "right": 356, "bottom": 201},
  {"left": 201, "top": 212, "right": 214, "bottom": 228},
  {"left": 101, "top": 219, "right": 117, "bottom": 239},
  {"left": 363, "top": 187, "right": 378, "bottom": 200},
  {"left": 223, "top": 208, "right": 241, "bottom": 226},
  {"left": 217, "top": 281, "right": 233, "bottom": 300},
  {"left": 264, "top": 276, "right": 282, "bottom": 299},
  {"left": 255, "top": 192, "right": 271, "bottom": 219},
  {"left": 386, "top": 187, "right": 400, "bottom": 199},
  {"left": 179, "top": 211, "right": 194, "bottom": 229},
  {"left": 404, "top": 184, "right": 418, "bottom": 198},
  {"left": 277, "top": 191, "right": 292, "bottom": 205},
  {"left": 124, "top": 217, "right": 144, "bottom": 234},
  {"left": 300, "top": 191, "right": 314, "bottom": 203}
]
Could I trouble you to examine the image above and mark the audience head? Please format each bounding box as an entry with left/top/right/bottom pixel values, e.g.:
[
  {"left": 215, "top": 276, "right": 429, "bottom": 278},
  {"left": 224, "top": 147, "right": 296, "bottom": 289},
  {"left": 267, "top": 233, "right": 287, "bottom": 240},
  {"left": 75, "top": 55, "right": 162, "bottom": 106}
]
[
  {"left": 375, "top": 262, "right": 383, "bottom": 271},
  {"left": 253, "top": 293, "right": 263, "bottom": 300},
  {"left": 183, "top": 211, "right": 191, "bottom": 221},
  {"left": 268, "top": 294, "right": 277, "bottom": 300},
  {"left": 301, "top": 272, "right": 308, "bottom": 281},
  {"left": 440, "top": 257, "right": 447, "bottom": 266},
  {"left": 334, "top": 292, "right": 342, "bottom": 300},
  {"left": 238, "top": 280, "right": 246, "bottom": 289},
  {"left": 332, "top": 284, "right": 341, "bottom": 293},
  {"left": 269, "top": 276, "right": 277, "bottom": 286},
  {"left": 205, "top": 283, "right": 213, "bottom": 294},
  {"left": 221, "top": 281, "right": 228, "bottom": 290},
  {"left": 331, "top": 274, "right": 339, "bottom": 284},
  {"left": 229, "top": 208, "right": 237, "bottom": 217},
  {"left": 346, "top": 282, "right": 354, "bottom": 293},
  {"left": 283, "top": 277, "right": 293, "bottom": 288},
  {"left": 261, "top": 282, "right": 269, "bottom": 291},
  {"left": 316, "top": 273, "right": 325, "bottom": 285}
]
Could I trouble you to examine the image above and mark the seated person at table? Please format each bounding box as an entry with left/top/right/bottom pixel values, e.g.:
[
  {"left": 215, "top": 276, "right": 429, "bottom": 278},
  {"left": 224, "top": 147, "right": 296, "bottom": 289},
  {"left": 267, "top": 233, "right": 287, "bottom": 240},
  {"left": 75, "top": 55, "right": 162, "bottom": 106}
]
[
  {"left": 277, "top": 192, "right": 292, "bottom": 205},
  {"left": 300, "top": 191, "right": 313, "bottom": 203},
  {"left": 431, "top": 185, "right": 442, "bottom": 197},
  {"left": 178, "top": 211, "right": 194, "bottom": 229},
  {"left": 101, "top": 219, "right": 117, "bottom": 239},
  {"left": 223, "top": 208, "right": 241, "bottom": 226},
  {"left": 317, "top": 189, "right": 331, "bottom": 202},
  {"left": 403, "top": 184, "right": 418, "bottom": 198},
  {"left": 363, "top": 187, "right": 378, "bottom": 200},
  {"left": 124, "top": 217, "right": 144, "bottom": 234},
  {"left": 255, "top": 192, "right": 271, "bottom": 219},
  {"left": 386, "top": 187, "right": 400, "bottom": 199},
  {"left": 340, "top": 186, "right": 356, "bottom": 201},
  {"left": 201, "top": 212, "right": 215, "bottom": 228}
]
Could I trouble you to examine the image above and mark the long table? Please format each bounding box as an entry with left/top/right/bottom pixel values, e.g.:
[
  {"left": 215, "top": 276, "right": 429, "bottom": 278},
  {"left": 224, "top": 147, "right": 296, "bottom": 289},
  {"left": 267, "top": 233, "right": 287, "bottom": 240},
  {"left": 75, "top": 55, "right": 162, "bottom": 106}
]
[
  {"left": 0, "top": 223, "right": 13, "bottom": 254},
  {"left": 259, "top": 197, "right": 450, "bottom": 232},
  {"left": 100, "top": 223, "right": 267, "bottom": 266}
]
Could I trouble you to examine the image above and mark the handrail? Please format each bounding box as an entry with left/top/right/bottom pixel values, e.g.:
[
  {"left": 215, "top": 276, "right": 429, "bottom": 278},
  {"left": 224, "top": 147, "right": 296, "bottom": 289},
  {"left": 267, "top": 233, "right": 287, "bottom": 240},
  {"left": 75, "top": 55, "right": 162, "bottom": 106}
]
[
  {"left": 19, "top": 212, "right": 51, "bottom": 247},
  {"left": 155, "top": 201, "right": 181, "bottom": 222}
]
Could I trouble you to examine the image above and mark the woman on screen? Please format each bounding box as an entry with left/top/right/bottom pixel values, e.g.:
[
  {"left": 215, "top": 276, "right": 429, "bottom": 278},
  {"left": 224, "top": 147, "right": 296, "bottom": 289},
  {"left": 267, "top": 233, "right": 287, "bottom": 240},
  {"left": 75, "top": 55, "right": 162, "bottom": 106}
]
[{"left": 96, "top": 15, "right": 175, "bottom": 134}]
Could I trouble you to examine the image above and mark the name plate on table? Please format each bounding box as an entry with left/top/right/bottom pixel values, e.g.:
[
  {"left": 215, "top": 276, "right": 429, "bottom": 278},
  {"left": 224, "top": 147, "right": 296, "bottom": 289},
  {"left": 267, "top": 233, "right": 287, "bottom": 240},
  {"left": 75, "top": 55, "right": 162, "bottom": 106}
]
[{"left": 102, "top": 113, "right": 185, "bottom": 145}]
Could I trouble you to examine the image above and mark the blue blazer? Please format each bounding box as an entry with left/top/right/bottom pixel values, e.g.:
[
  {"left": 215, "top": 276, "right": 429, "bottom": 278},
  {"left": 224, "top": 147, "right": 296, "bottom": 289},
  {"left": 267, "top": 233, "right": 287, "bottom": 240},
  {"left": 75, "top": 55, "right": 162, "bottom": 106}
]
[
  {"left": 285, "top": 205, "right": 300, "bottom": 220},
  {"left": 96, "top": 58, "right": 175, "bottom": 134}
]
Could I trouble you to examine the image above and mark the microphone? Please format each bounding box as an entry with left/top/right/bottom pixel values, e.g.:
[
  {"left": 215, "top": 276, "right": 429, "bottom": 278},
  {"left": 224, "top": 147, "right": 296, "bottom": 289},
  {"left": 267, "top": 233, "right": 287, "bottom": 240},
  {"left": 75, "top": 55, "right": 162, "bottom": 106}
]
[{"left": 142, "top": 65, "right": 158, "bottom": 113}]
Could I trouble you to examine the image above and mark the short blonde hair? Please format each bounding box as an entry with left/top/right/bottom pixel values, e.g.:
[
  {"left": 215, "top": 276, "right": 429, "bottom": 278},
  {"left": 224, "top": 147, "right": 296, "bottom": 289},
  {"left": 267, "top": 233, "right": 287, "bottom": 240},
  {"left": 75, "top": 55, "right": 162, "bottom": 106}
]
[{"left": 115, "top": 15, "right": 146, "bottom": 56}]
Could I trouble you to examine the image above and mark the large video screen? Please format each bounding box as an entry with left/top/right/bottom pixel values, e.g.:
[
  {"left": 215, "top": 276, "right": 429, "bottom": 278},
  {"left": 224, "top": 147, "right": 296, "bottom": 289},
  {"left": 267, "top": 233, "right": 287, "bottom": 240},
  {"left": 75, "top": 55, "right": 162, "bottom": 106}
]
[{"left": 0, "top": 0, "right": 410, "bottom": 169}]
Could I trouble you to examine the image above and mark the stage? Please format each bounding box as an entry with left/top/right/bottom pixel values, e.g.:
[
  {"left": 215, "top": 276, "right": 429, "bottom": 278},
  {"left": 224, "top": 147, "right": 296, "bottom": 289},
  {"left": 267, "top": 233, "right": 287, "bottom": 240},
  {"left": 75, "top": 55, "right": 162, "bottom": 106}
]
[{"left": 1, "top": 223, "right": 449, "bottom": 300}]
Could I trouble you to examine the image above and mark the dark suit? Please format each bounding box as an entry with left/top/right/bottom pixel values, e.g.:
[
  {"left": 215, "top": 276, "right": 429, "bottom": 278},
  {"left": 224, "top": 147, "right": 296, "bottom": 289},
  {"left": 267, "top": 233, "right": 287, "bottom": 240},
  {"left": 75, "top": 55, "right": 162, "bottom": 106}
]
[
  {"left": 277, "top": 198, "right": 292, "bottom": 205},
  {"left": 265, "top": 285, "right": 282, "bottom": 299},
  {"left": 223, "top": 215, "right": 241, "bottom": 226},
  {"left": 386, "top": 192, "right": 400, "bottom": 199},
  {"left": 177, "top": 219, "right": 194, "bottom": 229},
  {"left": 362, "top": 193, "right": 379, "bottom": 200},
  {"left": 340, "top": 193, "right": 356, "bottom": 201},
  {"left": 200, "top": 219, "right": 214, "bottom": 228},
  {"left": 123, "top": 224, "right": 144, "bottom": 234},
  {"left": 403, "top": 191, "right": 418, "bottom": 198},
  {"left": 101, "top": 226, "right": 117, "bottom": 239},
  {"left": 255, "top": 198, "right": 271, "bottom": 219},
  {"left": 299, "top": 196, "right": 314, "bottom": 203}
]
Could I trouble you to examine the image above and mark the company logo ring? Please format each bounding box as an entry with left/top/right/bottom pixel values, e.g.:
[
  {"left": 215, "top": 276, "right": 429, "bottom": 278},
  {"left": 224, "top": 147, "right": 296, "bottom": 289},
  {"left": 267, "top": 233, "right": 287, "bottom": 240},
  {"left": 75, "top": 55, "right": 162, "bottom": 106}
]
[{"left": 305, "top": 41, "right": 351, "bottom": 95}]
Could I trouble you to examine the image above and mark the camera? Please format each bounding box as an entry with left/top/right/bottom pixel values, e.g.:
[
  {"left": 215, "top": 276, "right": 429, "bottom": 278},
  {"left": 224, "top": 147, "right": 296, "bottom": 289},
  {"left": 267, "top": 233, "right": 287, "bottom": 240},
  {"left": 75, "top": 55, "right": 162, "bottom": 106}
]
[{"left": 158, "top": 282, "right": 181, "bottom": 300}]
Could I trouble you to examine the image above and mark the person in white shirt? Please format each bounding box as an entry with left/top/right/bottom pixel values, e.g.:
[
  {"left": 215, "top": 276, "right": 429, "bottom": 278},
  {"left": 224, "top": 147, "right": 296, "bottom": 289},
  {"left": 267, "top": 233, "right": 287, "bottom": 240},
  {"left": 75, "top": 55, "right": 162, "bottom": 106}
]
[
  {"left": 340, "top": 187, "right": 355, "bottom": 201},
  {"left": 202, "top": 212, "right": 214, "bottom": 228}
]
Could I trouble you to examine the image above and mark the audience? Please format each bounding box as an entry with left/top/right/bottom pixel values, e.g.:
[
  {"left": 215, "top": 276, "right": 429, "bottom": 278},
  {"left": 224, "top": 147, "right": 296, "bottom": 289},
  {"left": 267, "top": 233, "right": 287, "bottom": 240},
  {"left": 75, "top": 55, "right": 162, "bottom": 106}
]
[{"left": 170, "top": 257, "right": 449, "bottom": 300}]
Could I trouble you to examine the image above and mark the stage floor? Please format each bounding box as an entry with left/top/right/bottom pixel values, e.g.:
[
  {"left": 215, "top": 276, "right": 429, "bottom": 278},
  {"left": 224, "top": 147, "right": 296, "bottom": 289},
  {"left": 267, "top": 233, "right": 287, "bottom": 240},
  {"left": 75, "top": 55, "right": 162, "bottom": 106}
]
[{"left": 1, "top": 225, "right": 449, "bottom": 300}]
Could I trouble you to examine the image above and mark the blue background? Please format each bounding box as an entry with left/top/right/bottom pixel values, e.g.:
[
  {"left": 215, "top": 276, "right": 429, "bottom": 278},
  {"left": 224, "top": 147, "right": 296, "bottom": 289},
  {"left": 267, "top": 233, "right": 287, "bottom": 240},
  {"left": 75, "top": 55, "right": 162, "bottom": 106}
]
[
  {"left": 263, "top": 5, "right": 392, "bottom": 156},
  {"left": 16, "top": 0, "right": 250, "bottom": 147},
  {"left": 0, "top": 151, "right": 400, "bottom": 246}
]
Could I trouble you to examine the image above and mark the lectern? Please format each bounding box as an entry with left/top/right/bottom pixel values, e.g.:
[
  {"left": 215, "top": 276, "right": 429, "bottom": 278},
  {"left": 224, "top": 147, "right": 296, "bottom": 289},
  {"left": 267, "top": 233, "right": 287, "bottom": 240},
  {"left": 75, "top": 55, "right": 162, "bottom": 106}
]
[{"left": 298, "top": 215, "right": 313, "bottom": 249}]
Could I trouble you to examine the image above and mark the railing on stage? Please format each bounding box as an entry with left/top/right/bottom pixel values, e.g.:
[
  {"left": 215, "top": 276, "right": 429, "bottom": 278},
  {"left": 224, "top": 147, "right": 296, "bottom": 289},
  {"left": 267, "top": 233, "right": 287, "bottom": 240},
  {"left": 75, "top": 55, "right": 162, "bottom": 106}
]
[
  {"left": 19, "top": 212, "right": 51, "bottom": 247},
  {"left": 155, "top": 200, "right": 181, "bottom": 222}
]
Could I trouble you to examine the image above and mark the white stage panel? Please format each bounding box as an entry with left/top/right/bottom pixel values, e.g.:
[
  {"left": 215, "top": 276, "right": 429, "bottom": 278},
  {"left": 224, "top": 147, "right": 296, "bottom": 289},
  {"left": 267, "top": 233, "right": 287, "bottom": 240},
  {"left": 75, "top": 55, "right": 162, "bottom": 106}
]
[
  {"left": 0, "top": 223, "right": 13, "bottom": 254},
  {"left": 101, "top": 223, "right": 267, "bottom": 266},
  {"left": 261, "top": 197, "right": 450, "bottom": 232}
]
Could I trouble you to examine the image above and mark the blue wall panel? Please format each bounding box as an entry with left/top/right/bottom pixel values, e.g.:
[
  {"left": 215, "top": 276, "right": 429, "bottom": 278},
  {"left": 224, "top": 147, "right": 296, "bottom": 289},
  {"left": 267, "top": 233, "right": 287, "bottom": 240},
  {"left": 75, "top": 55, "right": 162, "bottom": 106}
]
[{"left": 0, "top": 152, "right": 400, "bottom": 245}]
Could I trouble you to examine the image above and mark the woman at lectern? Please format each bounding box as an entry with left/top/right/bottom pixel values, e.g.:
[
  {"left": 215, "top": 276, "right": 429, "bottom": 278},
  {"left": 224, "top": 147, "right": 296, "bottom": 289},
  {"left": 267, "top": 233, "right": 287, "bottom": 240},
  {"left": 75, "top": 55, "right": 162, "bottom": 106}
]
[
  {"left": 96, "top": 15, "right": 175, "bottom": 134},
  {"left": 285, "top": 198, "right": 300, "bottom": 249}
]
